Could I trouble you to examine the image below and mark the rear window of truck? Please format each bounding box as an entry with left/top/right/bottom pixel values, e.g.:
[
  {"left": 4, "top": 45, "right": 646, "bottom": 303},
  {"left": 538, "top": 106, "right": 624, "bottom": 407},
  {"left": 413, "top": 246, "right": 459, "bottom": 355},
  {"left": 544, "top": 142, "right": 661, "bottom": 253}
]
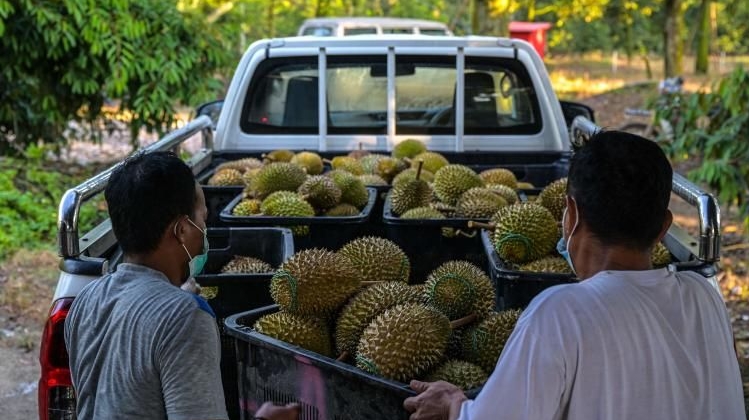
[{"left": 240, "top": 55, "right": 542, "bottom": 136}]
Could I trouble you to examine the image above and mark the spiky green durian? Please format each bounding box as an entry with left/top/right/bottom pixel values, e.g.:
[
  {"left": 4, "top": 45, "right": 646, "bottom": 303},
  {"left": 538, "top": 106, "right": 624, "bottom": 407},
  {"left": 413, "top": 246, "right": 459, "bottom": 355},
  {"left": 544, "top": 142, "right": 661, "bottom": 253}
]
[
  {"left": 232, "top": 198, "right": 262, "bottom": 216},
  {"left": 215, "top": 157, "right": 264, "bottom": 173},
  {"left": 462, "top": 310, "right": 522, "bottom": 372},
  {"left": 262, "top": 149, "right": 295, "bottom": 163},
  {"left": 254, "top": 311, "right": 333, "bottom": 357},
  {"left": 260, "top": 193, "right": 315, "bottom": 235},
  {"left": 358, "top": 174, "right": 389, "bottom": 187},
  {"left": 324, "top": 203, "right": 361, "bottom": 217},
  {"left": 220, "top": 256, "right": 273, "bottom": 273},
  {"left": 456, "top": 187, "right": 508, "bottom": 219},
  {"left": 392, "top": 168, "right": 435, "bottom": 188},
  {"left": 538, "top": 178, "right": 568, "bottom": 221},
  {"left": 360, "top": 154, "right": 388, "bottom": 174},
  {"left": 338, "top": 237, "right": 410, "bottom": 283},
  {"left": 433, "top": 165, "right": 485, "bottom": 205},
  {"left": 393, "top": 139, "right": 427, "bottom": 159},
  {"left": 298, "top": 175, "right": 341, "bottom": 210},
  {"left": 651, "top": 242, "right": 671, "bottom": 267},
  {"left": 485, "top": 183, "right": 519, "bottom": 205},
  {"left": 412, "top": 152, "right": 449, "bottom": 174},
  {"left": 491, "top": 203, "right": 559, "bottom": 264},
  {"left": 327, "top": 170, "right": 369, "bottom": 209},
  {"left": 479, "top": 168, "right": 517, "bottom": 189},
  {"left": 331, "top": 156, "right": 364, "bottom": 175},
  {"left": 424, "top": 260, "right": 496, "bottom": 320},
  {"left": 424, "top": 360, "right": 488, "bottom": 391},
  {"left": 207, "top": 169, "right": 244, "bottom": 186},
  {"left": 356, "top": 303, "right": 450, "bottom": 382},
  {"left": 335, "top": 282, "right": 422, "bottom": 356},
  {"left": 250, "top": 162, "right": 308, "bottom": 198},
  {"left": 519, "top": 256, "right": 573, "bottom": 274},
  {"left": 270, "top": 248, "right": 361, "bottom": 316},
  {"left": 291, "top": 151, "right": 324, "bottom": 175},
  {"left": 390, "top": 165, "right": 432, "bottom": 216}
]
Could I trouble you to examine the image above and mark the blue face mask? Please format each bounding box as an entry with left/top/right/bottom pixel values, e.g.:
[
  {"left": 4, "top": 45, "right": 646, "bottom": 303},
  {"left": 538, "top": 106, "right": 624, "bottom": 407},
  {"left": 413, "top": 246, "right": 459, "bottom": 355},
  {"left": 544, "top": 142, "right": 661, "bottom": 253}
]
[{"left": 176, "top": 218, "right": 208, "bottom": 278}]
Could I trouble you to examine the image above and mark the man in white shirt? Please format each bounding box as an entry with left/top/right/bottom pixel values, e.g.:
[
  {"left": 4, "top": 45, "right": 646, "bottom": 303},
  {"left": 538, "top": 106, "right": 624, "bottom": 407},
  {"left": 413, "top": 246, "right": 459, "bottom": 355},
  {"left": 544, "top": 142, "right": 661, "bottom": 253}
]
[{"left": 404, "top": 131, "right": 745, "bottom": 420}]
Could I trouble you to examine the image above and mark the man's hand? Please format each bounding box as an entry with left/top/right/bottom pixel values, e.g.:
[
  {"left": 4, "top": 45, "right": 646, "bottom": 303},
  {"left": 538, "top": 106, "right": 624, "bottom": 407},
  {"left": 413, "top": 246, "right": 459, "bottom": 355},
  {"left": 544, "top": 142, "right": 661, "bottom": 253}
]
[
  {"left": 254, "top": 402, "right": 300, "bottom": 420},
  {"left": 403, "top": 380, "right": 468, "bottom": 420}
]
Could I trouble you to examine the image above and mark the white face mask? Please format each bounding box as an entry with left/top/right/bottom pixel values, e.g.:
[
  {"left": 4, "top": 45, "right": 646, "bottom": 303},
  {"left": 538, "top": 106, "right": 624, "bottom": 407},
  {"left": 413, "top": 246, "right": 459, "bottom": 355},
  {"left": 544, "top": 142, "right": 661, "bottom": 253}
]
[{"left": 556, "top": 200, "right": 579, "bottom": 275}]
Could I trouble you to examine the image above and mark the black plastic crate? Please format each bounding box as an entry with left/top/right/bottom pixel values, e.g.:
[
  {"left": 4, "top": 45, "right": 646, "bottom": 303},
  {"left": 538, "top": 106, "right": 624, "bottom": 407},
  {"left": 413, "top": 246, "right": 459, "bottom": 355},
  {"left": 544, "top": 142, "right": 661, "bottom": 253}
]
[
  {"left": 225, "top": 305, "right": 481, "bottom": 420},
  {"left": 196, "top": 227, "right": 294, "bottom": 420},
  {"left": 219, "top": 188, "right": 377, "bottom": 251},
  {"left": 480, "top": 230, "right": 576, "bottom": 310}
]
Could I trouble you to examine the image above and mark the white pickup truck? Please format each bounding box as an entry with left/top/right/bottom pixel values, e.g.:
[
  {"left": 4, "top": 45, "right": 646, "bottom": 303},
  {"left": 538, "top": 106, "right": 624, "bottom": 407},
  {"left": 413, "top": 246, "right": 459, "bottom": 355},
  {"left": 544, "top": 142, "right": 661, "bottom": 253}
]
[{"left": 39, "top": 36, "right": 721, "bottom": 420}]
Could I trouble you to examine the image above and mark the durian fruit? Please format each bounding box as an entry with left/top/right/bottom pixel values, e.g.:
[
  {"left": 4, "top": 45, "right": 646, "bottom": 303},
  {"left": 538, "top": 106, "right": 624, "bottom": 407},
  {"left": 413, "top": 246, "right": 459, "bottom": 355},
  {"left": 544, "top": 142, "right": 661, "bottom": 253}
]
[
  {"left": 479, "top": 168, "right": 517, "bottom": 189},
  {"left": 445, "top": 327, "right": 467, "bottom": 359},
  {"left": 412, "top": 151, "right": 449, "bottom": 174},
  {"left": 356, "top": 303, "right": 450, "bottom": 382},
  {"left": 538, "top": 178, "right": 568, "bottom": 221},
  {"left": 331, "top": 156, "right": 364, "bottom": 175},
  {"left": 401, "top": 207, "right": 455, "bottom": 237},
  {"left": 324, "top": 203, "right": 361, "bottom": 217},
  {"left": 651, "top": 242, "right": 671, "bottom": 267},
  {"left": 430, "top": 201, "right": 457, "bottom": 218},
  {"left": 262, "top": 149, "right": 295, "bottom": 163},
  {"left": 242, "top": 167, "right": 262, "bottom": 187},
  {"left": 456, "top": 187, "right": 508, "bottom": 219},
  {"left": 291, "top": 151, "right": 324, "bottom": 175},
  {"left": 220, "top": 256, "right": 274, "bottom": 273},
  {"left": 298, "top": 175, "right": 341, "bottom": 211},
  {"left": 485, "top": 183, "right": 519, "bottom": 205},
  {"left": 358, "top": 174, "right": 389, "bottom": 187},
  {"left": 215, "top": 157, "right": 263, "bottom": 173},
  {"left": 376, "top": 157, "right": 408, "bottom": 183},
  {"left": 462, "top": 310, "right": 522, "bottom": 372},
  {"left": 254, "top": 312, "right": 333, "bottom": 357},
  {"left": 424, "top": 360, "right": 488, "bottom": 391},
  {"left": 232, "top": 198, "right": 262, "bottom": 216},
  {"left": 250, "top": 162, "right": 308, "bottom": 198},
  {"left": 335, "top": 282, "right": 422, "bottom": 356},
  {"left": 392, "top": 139, "right": 427, "bottom": 159},
  {"left": 260, "top": 193, "right": 315, "bottom": 235},
  {"left": 519, "top": 256, "right": 572, "bottom": 274},
  {"left": 327, "top": 170, "right": 369, "bottom": 209},
  {"left": 347, "top": 143, "right": 371, "bottom": 160},
  {"left": 360, "top": 154, "right": 387, "bottom": 174},
  {"left": 207, "top": 169, "right": 244, "bottom": 186},
  {"left": 260, "top": 190, "right": 299, "bottom": 207},
  {"left": 390, "top": 163, "right": 432, "bottom": 216},
  {"left": 338, "top": 237, "right": 410, "bottom": 283},
  {"left": 491, "top": 203, "right": 559, "bottom": 264},
  {"left": 433, "top": 164, "right": 485, "bottom": 205},
  {"left": 392, "top": 168, "right": 435, "bottom": 188},
  {"left": 516, "top": 181, "right": 535, "bottom": 190},
  {"left": 424, "top": 260, "right": 495, "bottom": 320},
  {"left": 270, "top": 248, "right": 361, "bottom": 317}
]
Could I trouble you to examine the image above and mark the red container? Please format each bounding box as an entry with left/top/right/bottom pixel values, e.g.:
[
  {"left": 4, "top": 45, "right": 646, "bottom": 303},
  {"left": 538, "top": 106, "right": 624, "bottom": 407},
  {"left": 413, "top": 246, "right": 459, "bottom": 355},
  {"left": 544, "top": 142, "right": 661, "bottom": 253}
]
[{"left": 509, "top": 21, "right": 552, "bottom": 60}]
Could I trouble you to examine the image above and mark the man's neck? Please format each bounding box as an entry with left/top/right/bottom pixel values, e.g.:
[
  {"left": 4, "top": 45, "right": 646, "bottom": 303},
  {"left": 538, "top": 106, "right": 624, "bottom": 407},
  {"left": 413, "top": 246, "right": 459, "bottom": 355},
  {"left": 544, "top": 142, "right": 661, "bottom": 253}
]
[
  {"left": 574, "top": 238, "right": 653, "bottom": 281},
  {"left": 124, "top": 252, "right": 184, "bottom": 287}
]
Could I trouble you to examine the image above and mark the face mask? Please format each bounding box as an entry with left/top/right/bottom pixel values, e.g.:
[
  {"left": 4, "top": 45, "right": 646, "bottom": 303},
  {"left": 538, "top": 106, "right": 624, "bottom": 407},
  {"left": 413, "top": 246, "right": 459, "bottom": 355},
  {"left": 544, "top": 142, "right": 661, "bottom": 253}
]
[
  {"left": 175, "top": 218, "right": 209, "bottom": 278},
  {"left": 557, "top": 203, "right": 579, "bottom": 274}
]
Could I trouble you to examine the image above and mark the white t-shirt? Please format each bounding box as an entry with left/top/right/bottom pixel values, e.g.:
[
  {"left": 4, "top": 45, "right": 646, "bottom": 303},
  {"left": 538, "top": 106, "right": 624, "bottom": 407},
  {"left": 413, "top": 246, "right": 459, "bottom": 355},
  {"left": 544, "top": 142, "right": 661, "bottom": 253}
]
[{"left": 459, "top": 268, "right": 745, "bottom": 420}]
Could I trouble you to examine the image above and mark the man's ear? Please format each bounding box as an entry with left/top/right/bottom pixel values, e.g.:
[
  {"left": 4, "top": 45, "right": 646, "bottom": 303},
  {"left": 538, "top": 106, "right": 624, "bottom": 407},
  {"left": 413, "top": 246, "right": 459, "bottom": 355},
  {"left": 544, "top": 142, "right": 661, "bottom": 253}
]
[
  {"left": 656, "top": 209, "right": 673, "bottom": 243},
  {"left": 172, "top": 216, "right": 189, "bottom": 244}
]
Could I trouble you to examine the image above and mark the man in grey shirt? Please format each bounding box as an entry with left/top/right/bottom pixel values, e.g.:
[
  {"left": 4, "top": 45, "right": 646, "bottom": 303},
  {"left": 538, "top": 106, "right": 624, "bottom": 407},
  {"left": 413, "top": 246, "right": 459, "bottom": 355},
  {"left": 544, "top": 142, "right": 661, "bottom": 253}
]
[{"left": 65, "top": 152, "right": 298, "bottom": 420}]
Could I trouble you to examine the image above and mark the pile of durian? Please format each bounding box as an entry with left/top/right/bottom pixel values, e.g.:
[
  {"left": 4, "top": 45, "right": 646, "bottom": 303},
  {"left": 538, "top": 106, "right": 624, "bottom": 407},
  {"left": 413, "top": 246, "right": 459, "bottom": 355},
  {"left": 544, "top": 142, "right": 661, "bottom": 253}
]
[
  {"left": 208, "top": 151, "right": 371, "bottom": 235},
  {"left": 478, "top": 177, "right": 671, "bottom": 275},
  {"left": 252, "top": 236, "right": 521, "bottom": 390}
]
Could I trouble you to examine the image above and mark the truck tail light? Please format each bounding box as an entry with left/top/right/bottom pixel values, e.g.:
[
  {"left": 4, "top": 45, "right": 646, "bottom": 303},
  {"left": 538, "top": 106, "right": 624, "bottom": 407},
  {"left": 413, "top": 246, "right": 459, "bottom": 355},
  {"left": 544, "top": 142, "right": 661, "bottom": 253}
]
[{"left": 38, "top": 297, "right": 76, "bottom": 420}]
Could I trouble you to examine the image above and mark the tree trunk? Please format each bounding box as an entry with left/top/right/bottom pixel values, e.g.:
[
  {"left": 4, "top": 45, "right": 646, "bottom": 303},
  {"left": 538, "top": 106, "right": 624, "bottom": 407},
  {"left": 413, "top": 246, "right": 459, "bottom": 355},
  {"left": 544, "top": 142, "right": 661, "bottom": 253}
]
[
  {"left": 267, "top": 0, "right": 275, "bottom": 37},
  {"left": 663, "top": 0, "right": 683, "bottom": 77},
  {"left": 470, "top": 0, "right": 479, "bottom": 35},
  {"left": 527, "top": 0, "right": 536, "bottom": 21},
  {"left": 695, "top": 0, "right": 710, "bottom": 74}
]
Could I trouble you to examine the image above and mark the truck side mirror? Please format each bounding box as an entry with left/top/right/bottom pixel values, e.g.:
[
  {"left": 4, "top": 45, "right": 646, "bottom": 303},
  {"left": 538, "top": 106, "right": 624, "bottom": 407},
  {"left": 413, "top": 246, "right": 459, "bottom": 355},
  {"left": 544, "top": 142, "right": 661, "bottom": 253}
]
[
  {"left": 559, "top": 100, "right": 595, "bottom": 128},
  {"left": 195, "top": 100, "right": 224, "bottom": 129}
]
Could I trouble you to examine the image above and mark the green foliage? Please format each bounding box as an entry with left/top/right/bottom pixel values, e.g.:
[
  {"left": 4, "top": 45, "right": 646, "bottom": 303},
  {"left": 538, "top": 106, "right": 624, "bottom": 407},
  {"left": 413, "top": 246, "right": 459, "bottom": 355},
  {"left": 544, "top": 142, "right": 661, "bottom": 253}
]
[
  {"left": 0, "top": 145, "right": 108, "bottom": 259},
  {"left": 654, "top": 66, "right": 749, "bottom": 230},
  {"left": 0, "top": 0, "right": 228, "bottom": 154}
]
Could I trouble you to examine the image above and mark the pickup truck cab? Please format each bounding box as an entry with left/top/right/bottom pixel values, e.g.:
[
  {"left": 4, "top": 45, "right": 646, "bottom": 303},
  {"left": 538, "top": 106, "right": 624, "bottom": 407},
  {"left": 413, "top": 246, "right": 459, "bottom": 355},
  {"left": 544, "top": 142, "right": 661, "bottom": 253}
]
[
  {"left": 298, "top": 17, "right": 453, "bottom": 37},
  {"left": 39, "top": 35, "right": 721, "bottom": 420}
]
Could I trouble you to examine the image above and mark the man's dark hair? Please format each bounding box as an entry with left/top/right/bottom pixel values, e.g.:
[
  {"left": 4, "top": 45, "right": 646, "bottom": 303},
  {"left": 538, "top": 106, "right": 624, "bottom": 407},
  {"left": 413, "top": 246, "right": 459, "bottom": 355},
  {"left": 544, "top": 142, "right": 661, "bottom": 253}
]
[
  {"left": 105, "top": 151, "right": 197, "bottom": 254},
  {"left": 567, "top": 130, "right": 672, "bottom": 249}
]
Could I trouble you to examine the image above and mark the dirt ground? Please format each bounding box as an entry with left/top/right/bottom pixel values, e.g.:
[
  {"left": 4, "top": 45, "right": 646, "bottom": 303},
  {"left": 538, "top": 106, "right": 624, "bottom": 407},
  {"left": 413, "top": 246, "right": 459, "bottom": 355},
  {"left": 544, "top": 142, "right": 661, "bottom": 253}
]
[{"left": 1, "top": 80, "right": 748, "bottom": 419}]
